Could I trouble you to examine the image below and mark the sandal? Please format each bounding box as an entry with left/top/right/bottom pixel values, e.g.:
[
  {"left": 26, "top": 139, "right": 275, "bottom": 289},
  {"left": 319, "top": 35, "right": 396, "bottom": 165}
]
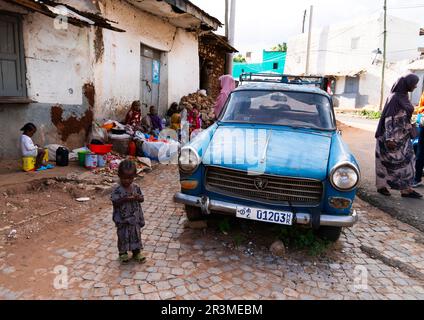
[
  {"left": 377, "top": 188, "right": 391, "bottom": 197},
  {"left": 119, "top": 253, "right": 130, "bottom": 263},
  {"left": 401, "top": 191, "right": 423, "bottom": 199},
  {"left": 133, "top": 253, "right": 147, "bottom": 264}
]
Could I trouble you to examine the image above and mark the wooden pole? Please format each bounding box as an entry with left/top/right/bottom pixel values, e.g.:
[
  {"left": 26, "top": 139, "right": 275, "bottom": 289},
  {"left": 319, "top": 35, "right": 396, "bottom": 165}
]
[{"left": 379, "top": 0, "right": 387, "bottom": 111}]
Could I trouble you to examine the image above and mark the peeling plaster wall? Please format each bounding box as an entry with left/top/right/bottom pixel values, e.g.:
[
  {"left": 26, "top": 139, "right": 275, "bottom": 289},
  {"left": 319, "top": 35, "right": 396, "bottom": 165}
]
[
  {"left": 0, "top": 1, "right": 92, "bottom": 159},
  {"left": 167, "top": 28, "right": 200, "bottom": 106},
  {"left": 94, "top": 0, "right": 200, "bottom": 120},
  {"left": 0, "top": 0, "right": 202, "bottom": 159}
]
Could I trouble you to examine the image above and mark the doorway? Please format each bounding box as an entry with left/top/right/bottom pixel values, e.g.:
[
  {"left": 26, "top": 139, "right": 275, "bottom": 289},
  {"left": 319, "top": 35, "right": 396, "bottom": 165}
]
[{"left": 140, "top": 44, "right": 162, "bottom": 115}]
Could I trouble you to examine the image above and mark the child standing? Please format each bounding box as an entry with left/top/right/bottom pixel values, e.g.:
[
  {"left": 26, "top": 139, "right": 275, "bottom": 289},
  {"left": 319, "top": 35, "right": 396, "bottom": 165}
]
[
  {"left": 111, "top": 160, "right": 146, "bottom": 263},
  {"left": 20, "top": 123, "right": 46, "bottom": 170}
]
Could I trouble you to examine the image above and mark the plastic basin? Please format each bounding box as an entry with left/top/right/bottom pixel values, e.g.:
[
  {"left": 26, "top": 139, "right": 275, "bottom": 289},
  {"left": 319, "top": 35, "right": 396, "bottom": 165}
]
[{"left": 89, "top": 144, "right": 113, "bottom": 155}]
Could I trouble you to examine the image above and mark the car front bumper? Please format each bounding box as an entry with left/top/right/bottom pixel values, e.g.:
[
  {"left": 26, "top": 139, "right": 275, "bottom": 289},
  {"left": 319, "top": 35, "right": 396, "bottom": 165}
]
[{"left": 174, "top": 193, "right": 358, "bottom": 228}]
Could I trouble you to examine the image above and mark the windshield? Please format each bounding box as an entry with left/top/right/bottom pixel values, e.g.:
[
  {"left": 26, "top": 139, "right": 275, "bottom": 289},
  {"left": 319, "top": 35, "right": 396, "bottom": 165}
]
[{"left": 220, "top": 90, "right": 336, "bottom": 130}]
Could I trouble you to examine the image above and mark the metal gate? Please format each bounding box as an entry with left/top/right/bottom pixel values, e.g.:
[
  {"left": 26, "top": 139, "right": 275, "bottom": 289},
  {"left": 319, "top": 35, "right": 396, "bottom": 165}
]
[{"left": 140, "top": 44, "right": 161, "bottom": 114}]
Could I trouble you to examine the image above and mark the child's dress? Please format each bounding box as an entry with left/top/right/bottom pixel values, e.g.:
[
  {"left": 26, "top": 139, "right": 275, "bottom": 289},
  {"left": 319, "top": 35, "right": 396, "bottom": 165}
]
[{"left": 111, "top": 184, "right": 145, "bottom": 253}]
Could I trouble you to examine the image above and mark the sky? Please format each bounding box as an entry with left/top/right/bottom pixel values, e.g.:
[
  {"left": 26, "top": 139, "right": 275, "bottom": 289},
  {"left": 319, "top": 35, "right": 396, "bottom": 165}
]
[{"left": 191, "top": 0, "right": 424, "bottom": 55}]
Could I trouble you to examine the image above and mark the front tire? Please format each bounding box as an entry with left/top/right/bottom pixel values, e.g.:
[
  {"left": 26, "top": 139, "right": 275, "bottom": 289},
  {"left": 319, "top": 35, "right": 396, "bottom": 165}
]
[
  {"left": 185, "top": 205, "right": 203, "bottom": 221},
  {"left": 315, "top": 226, "right": 342, "bottom": 242}
]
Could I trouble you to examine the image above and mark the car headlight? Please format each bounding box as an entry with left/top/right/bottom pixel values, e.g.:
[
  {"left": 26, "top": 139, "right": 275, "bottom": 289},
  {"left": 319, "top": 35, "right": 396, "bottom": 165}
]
[
  {"left": 179, "top": 147, "right": 200, "bottom": 173},
  {"left": 330, "top": 162, "right": 360, "bottom": 191}
]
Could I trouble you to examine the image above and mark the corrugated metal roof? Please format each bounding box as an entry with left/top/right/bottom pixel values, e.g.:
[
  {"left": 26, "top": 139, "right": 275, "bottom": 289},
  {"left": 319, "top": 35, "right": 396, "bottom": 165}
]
[
  {"left": 325, "top": 70, "right": 366, "bottom": 77},
  {"left": 200, "top": 32, "right": 238, "bottom": 53},
  {"left": 6, "top": 0, "right": 124, "bottom": 32}
]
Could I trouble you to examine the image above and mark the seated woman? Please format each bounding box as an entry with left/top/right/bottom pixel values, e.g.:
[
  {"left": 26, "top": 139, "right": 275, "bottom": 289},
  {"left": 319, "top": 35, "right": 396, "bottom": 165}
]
[
  {"left": 166, "top": 102, "right": 180, "bottom": 126},
  {"left": 125, "top": 101, "right": 142, "bottom": 131}
]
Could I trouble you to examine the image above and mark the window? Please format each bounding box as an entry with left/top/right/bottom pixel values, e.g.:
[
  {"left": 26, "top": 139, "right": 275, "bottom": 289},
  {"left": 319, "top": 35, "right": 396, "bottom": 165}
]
[
  {"left": 351, "top": 37, "right": 360, "bottom": 50},
  {"left": 344, "top": 76, "right": 360, "bottom": 94},
  {"left": 221, "top": 90, "right": 335, "bottom": 130},
  {"left": 0, "top": 12, "right": 26, "bottom": 98},
  {"left": 273, "top": 62, "right": 279, "bottom": 70}
]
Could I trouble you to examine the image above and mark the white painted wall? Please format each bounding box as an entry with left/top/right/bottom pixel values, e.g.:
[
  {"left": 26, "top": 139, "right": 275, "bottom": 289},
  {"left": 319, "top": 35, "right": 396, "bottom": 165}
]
[
  {"left": 23, "top": 13, "right": 92, "bottom": 105},
  {"left": 94, "top": 0, "right": 200, "bottom": 120},
  {"left": 0, "top": 1, "right": 92, "bottom": 105},
  {"left": 286, "top": 13, "right": 420, "bottom": 108},
  {"left": 286, "top": 13, "right": 420, "bottom": 75},
  {"left": 168, "top": 28, "right": 200, "bottom": 106}
]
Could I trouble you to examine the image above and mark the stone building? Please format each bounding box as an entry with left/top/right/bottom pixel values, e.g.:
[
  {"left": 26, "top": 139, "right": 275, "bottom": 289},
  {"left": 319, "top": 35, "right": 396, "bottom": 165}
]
[
  {"left": 0, "top": 0, "right": 221, "bottom": 159},
  {"left": 199, "top": 32, "right": 237, "bottom": 100}
]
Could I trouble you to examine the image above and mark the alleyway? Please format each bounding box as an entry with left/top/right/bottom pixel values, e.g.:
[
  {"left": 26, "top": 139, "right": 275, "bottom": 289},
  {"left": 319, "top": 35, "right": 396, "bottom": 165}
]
[{"left": 1, "top": 165, "right": 424, "bottom": 300}]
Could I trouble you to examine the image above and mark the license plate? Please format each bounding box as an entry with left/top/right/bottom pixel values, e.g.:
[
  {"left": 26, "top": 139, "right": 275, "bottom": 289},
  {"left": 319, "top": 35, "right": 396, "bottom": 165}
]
[{"left": 236, "top": 207, "right": 294, "bottom": 226}]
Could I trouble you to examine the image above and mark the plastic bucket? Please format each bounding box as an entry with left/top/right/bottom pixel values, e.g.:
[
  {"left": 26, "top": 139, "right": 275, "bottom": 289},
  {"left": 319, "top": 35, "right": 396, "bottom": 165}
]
[
  {"left": 97, "top": 154, "right": 107, "bottom": 167},
  {"left": 43, "top": 149, "right": 49, "bottom": 163},
  {"left": 78, "top": 151, "right": 90, "bottom": 167},
  {"left": 85, "top": 153, "right": 98, "bottom": 169},
  {"left": 22, "top": 157, "right": 36, "bottom": 172}
]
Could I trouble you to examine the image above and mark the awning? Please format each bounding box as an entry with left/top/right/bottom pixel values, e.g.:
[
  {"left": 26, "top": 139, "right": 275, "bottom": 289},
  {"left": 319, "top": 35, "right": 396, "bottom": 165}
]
[
  {"left": 6, "top": 0, "right": 125, "bottom": 32},
  {"left": 126, "top": 0, "right": 222, "bottom": 31},
  {"left": 200, "top": 32, "right": 238, "bottom": 53},
  {"left": 325, "top": 69, "right": 366, "bottom": 77}
]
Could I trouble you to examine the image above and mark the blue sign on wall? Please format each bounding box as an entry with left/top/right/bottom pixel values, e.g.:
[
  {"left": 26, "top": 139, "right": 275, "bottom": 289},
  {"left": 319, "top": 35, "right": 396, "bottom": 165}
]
[{"left": 152, "top": 60, "right": 160, "bottom": 84}]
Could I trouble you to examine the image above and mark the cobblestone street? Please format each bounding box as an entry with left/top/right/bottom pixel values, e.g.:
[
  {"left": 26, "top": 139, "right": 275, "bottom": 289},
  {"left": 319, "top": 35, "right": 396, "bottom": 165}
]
[{"left": 1, "top": 165, "right": 424, "bottom": 300}]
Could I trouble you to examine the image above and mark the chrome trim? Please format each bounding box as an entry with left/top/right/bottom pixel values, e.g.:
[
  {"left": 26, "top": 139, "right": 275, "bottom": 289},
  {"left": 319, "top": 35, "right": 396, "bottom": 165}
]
[
  {"left": 178, "top": 146, "right": 201, "bottom": 174},
  {"left": 205, "top": 164, "right": 323, "bottom": 182},
  {"left": 329, "top": 161, "right": 361, "bottom": 192},
  {"left": 174, "top": 193, "right": 358, "bottom": 228},
  {"left": 204, "top": 166, "right": 324, "bottom": 207}
]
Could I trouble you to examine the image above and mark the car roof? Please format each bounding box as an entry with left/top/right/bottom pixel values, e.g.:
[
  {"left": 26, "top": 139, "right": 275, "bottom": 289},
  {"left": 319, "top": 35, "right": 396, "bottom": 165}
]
[{"left": 234, "top": 82, "right": 330, "bottom": 97}]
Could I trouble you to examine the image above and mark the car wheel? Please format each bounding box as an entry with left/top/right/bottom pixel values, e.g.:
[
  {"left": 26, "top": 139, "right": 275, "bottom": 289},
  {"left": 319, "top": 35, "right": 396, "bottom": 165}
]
[
  {"left": 185, "top": 205, "right": 203, "bottom": 221},
  {"left": 315, "top": 226, "right": 342, "bottom": 242}
]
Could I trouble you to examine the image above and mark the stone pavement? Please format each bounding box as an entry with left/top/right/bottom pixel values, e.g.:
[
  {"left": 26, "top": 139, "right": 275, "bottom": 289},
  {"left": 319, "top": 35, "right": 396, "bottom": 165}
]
[{"left": 0, "top": 165, "right": 424, "bottom": 300}]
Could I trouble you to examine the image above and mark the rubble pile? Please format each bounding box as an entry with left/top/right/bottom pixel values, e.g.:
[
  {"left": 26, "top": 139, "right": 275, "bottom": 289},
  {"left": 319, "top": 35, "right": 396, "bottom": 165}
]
[
  {"left": 91, "top": 153, "right": 153, "bottom": 178},
  {"left": 179, "top": 92, "right": 216, "bottom": 128}
]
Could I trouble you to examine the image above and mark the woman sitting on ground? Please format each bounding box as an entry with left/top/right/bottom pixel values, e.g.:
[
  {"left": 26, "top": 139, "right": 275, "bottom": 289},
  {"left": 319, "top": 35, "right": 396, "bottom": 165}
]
[{"left": 125, "top": 100, "right": 143, "bottom": 131}]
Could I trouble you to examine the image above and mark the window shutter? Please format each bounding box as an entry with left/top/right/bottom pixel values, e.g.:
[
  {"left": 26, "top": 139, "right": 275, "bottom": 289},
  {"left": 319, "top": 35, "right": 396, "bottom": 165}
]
[{"left": 0, "top": 14, "right": 25, "bottom": 97}]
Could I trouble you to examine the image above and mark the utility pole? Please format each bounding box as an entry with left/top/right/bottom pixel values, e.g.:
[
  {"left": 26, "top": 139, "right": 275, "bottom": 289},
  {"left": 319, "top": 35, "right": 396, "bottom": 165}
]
[
  {"left": 226, "top": 0, "right": 236, "bottom": 75},
  {"left": 305, "top": 5, "right": 313, "bottom": 75},
  {"left": 225, "top": 0, "right": 229, "bottom": 39},
  {"left": 302, "top": 9, "right": 307, "bottom": 33},
  {"left": 379, "top": 0, "right": 387, "bottom": 111}
]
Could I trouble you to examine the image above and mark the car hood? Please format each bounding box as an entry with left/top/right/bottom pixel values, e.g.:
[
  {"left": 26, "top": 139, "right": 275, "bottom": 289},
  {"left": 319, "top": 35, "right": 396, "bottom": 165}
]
[{"left": 202, "top": 125, "right": 332, "bottom": 181}]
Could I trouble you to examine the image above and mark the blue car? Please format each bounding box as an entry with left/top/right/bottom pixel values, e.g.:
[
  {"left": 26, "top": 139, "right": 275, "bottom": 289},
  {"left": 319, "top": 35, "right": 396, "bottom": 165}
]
[{"left": 174, "top": 74, "right": 360, "bottom": 242}]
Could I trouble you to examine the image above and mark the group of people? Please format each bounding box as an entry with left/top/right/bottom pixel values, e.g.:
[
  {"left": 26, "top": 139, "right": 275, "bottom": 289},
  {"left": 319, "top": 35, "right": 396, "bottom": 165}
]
[{"left": 376, "top": 73, "right": 424, "bottom": 199}]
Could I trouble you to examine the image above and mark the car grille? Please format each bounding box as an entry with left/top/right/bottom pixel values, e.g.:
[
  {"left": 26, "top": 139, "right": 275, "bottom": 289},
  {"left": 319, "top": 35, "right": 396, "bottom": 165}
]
[{"left": 205, "top": 167, "right": 323, "bottom": 206}]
